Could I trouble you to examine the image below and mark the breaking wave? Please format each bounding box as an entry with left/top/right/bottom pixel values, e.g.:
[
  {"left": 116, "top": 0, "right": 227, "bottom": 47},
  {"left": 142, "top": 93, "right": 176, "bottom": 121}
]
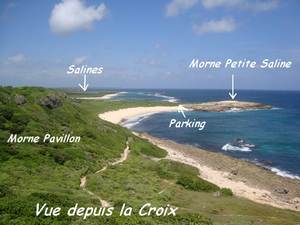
[
  {"left": 224, "top": 107, "right": 280, "bottom": 113},
  {"left": 121, "top": 113, "right": 154, "bottom": 129},
  {"left": 151, "top": 93, "right": 179, "bottom": 103},
  {"left": 268, "top": 167, "right": 300, "bottom": 180},
  {"left": 252, "top": 160, "right": 300, "bottom": 180},
  {"left": 221, "top": 143, "right": 252, "bottom": 152}
]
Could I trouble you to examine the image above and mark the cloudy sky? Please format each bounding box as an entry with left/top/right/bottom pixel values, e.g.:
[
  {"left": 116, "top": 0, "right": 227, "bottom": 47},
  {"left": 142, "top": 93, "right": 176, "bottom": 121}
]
[{"left": 0, "top": 0, "right": 300, "bottom": 90}]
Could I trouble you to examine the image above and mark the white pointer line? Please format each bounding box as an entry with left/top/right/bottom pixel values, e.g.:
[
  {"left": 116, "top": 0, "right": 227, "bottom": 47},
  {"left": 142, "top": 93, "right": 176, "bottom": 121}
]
[
  {"left": 229, "top": 74, "right": 237, "bottom": 100},
  {"left": 78, "top": 74, "right": 89, "bottom": 92}
]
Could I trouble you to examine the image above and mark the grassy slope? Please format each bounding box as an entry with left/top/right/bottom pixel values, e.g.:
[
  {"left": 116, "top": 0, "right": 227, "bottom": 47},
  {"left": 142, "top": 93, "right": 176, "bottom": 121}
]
[
  {"left": 0, "top": 87, "right": 299, "bottom": 225},
  {"left": 79, "top": 98, "right": 175, "bottom": 114}
]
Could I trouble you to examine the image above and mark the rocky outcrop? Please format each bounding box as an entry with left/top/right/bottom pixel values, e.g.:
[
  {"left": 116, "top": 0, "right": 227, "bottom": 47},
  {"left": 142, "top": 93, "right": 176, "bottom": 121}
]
[
  {"left": 184, "top": 100, "right": 272, "bottom": 112},
  {"left": 14, "top": 95, "right": 27, "bottom": 105},
  {"left": 275, "top": 188, "right": 289, "bottom": 194},
  {"left": 38, "top": 94, "right": 62, "bottom": 109}
]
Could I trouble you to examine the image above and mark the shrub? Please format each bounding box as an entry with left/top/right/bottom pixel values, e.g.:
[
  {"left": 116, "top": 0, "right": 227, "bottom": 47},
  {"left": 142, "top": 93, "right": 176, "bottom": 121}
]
[
  {"left": 140, "top": 145, "right": 167, "bottom": 158},
  {"left": 155, "top": 160, "right": 199, "bottom": 180},
  {"left": 160, "top": 213, "right": 213, "bottom": 225},
  {"left": 0, "top": 116, "right": 7, "bottom": 129},
  {"left": 10, "top": 112, "right": 30, "bottom": 133},
  {"left": 220, "top": 188, "right": 233, "bottom": 196},
  {"left": 176, "top": 175, "right": 219, "bottom": 192},
  {"left": 0, "top": 92, "right": 11, "bottom": 104},
  {"left": 53, "top": 152, "right": 71, "bottom": 165},
  {"left": 132, "top": 140, "right": 167, "bottom": 158},
  {"left": 0, "top": 184, "right": 12, "bottom": 198},
  {"left": 11, "top": 112, "right": 30, "bottom": 125},
  {"left": 0, "top": 106, "right": 14, "bottom": 120}
]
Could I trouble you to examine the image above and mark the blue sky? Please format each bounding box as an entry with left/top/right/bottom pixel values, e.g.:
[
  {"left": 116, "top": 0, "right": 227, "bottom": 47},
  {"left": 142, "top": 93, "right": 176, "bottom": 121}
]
[{"left": 0, "top": 0, "right": 300, "bottom": 90}]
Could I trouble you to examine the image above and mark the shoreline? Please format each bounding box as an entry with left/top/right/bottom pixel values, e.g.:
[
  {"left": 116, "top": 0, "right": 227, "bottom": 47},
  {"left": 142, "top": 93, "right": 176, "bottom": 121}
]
[
  {"left": 98, "top": 106, "right": 300, "bottom": 212},
  {"left": 138, "top": 133, "right": 300, "bottom": 211},
  {"left": 99, "top": 106, "right": 178, "bottom": 124},
  {"left": 76, "top": 91, "right": 127, "bottom": 100}
]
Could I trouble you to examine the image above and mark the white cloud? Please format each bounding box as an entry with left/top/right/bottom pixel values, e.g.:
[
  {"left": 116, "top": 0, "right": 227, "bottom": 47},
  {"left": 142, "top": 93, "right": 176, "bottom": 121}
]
[
  {"left": 49, "top": 0, "right": 107, "bottom": 34},
  {"left": 193, "top": 18, "right": 236, "bottom": 34},
  {"left": 7, "top": 53, "right": 26, "bottom": 63},
  {"left": 165, "top": 0, "right": 198, "bottom": 17},
  {"left": 73, "top": 56, "right": 88, "bottom": 64},
  {"left": 202, "top": 0, "right": 279, "bottom": 11}
]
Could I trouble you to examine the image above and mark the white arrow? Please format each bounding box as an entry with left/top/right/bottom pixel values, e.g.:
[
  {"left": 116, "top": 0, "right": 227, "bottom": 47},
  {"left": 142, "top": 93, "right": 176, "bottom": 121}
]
[
  {"left": 229, "top": 74, "right": 237, "bottom": 100},
  {"left": 78, "top": 74, "right": 89, "bottom": 92},
  {"left": 178, "top": 105, "right": 188, "bottom": 118}
]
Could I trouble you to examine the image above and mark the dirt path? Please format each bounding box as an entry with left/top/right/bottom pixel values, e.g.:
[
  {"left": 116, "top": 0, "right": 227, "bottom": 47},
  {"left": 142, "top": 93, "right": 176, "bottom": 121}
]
[
  {"left": 80, "top": 141, "right": 130, "bottom": 207},
  {"left": 111, "top": 142, "right": 130, "bottom": 166}
]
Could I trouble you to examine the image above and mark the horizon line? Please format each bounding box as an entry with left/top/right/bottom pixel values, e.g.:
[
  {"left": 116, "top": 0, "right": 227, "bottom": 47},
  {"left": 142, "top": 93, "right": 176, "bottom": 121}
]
[{"left": 2, "top": 85, "right": 300, "bottom": 92}]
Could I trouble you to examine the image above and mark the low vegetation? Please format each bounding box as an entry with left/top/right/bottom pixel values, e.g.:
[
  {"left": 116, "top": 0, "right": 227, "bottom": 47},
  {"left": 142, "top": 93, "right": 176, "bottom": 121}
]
[{"left": 176, "top": 175, "right": 219, "bottom": 193}]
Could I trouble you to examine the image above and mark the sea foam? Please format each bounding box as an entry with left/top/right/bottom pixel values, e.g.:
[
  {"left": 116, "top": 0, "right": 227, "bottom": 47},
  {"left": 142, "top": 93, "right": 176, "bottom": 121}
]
[
  {"left": 152, "top": 93, "right": 179, "bottom": 103},
  {"left": 121, "top": 113, "right": 154, "bottom": 128},
  {"left": 221, "top": 143, "right": 252, "bottom": 152},
  {"left": 251, "top": 160, "right": 300, "bottom": 180},
  {"left": 269, "top": 167, "right": 300, "bottom": 180}
]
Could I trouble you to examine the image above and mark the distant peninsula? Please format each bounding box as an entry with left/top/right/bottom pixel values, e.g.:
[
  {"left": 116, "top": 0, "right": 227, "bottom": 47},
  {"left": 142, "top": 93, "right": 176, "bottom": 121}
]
[{"left": 184, "top": 100, "right": 272, "bottom": 112}]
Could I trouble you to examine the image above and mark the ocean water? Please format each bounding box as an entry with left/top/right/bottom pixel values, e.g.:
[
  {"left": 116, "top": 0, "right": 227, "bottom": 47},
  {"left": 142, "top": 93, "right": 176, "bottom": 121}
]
[
  {"left": 112, "top": 90, "right": 179, "bottom": 103},
  {"left": 109, "top": 89, "right": 300, "bottom": 179}
]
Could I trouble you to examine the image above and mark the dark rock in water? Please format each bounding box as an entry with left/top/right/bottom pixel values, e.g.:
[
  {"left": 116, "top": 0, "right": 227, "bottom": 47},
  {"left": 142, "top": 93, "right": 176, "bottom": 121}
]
[
  {"left": 38, "top": 94, "right": 62, "bottom": 109},
  {"left": 235, "top": 138, "right": 245, "bottom": 144},
  {"left": 261, "top": 159, "right": 273, "bottom": 166},
  {"left": 275, "top": 188, "right": 289, "bottom": 194},
  {"left": 15, "top": 94, "right": 26, "bottom": 105}
]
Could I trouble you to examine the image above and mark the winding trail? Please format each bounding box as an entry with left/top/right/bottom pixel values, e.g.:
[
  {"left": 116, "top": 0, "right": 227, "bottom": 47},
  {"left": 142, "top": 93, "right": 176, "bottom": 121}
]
[{"left": 80, "top": 141, "right": 130, "bottom": 207}]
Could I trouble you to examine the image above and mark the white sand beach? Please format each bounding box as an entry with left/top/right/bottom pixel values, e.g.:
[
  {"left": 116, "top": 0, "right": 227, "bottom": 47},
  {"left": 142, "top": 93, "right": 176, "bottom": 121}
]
[
  {"left": 99, "top": 106, "right": 178, "bottom": 124},
  {"left": 77, "top": 92, "right": 126, "bottom": 100}
]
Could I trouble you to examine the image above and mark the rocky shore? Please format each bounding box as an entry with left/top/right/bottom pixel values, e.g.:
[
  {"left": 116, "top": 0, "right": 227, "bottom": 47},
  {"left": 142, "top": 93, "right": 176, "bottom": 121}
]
[{"left": 184, "top": 100, "right": 272, "bottom": 112}]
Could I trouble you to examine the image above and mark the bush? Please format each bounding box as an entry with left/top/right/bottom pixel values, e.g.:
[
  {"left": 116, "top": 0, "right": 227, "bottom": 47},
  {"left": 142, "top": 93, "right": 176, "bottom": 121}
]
[
  {"left": 52, "top": 152, "right": 72, "bottom": 165},
  {"left": 155, "top": 160, "right": 199, "bottom": 180},
  {"left": 0, "top": 116, "right": 7, "bottom": 129},
  {"left": 132, "top": 140, "right": 168, "bottom": 159},
  {"left": 11, "top": 113, "right": 30, "bottom": 125},
  {"left": 160, "top": 213, "right": 213, "bottom": 225},
  {"left": 176, "top": 175, "right": 219, "bottom": 192},
  {"left": 0, "top": 106, "right": 14, "bottom": 120},
  {"left": 30, "top": 192, "right": 74, "bottom": 206},
  {"left": 0, "top": 184, "right": 12, "bottom": 198},
  {"left": 140, "top": 145, "right": 167, "bottom": 158},
  {"left": 10, "top": 112, "right": 30, "bottom": 133},
  {"left": 220, "top": 188, "right": 233, "bottom": 196}
]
